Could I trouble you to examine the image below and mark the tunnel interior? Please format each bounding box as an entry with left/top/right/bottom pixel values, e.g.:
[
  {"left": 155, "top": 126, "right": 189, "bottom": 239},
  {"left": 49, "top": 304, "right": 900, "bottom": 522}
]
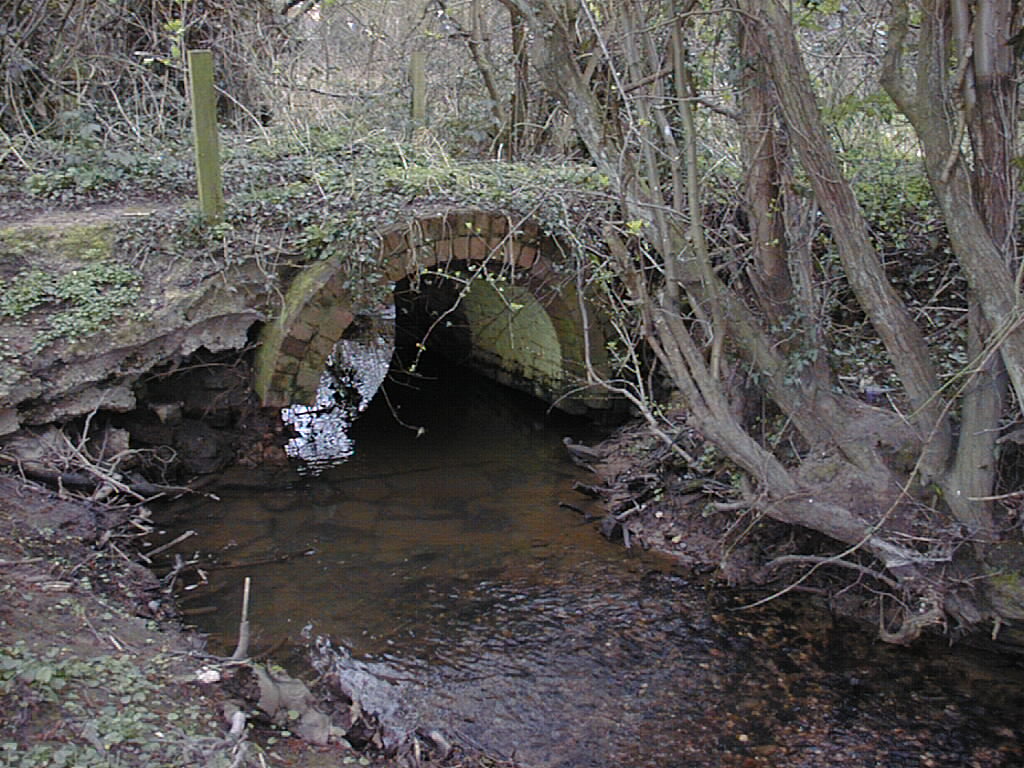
[
  {"left": 390, "top": 263, "right": 566, "bottom": 404},
  {"left": 392, "top": 270, "right": 473, "bottom": 379},
  {"left": 281, "top": 263, "right": 572, "bottom": 470}
]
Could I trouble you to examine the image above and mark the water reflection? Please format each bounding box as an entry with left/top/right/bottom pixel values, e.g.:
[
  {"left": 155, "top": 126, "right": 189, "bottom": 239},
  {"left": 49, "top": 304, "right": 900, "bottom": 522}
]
[
  {"left": 166, "top": 367, "right": 1024, "bottom": 767},
  {"left": 172, "top": 364, "right": 606, "bottom": 656},
  {"left": 281, "top": 308, "right": 395, "bottom": 472}
]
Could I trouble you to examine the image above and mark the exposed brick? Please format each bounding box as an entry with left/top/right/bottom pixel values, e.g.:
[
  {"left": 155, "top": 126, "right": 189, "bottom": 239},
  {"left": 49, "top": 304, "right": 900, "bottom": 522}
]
[
  {"left": 301, "top": 297, "right": 329, "bottom": 317},
  {"left": 319, "top": 275, "right": 345, "bottom": 301},
  {"left": 433, "top": 239, "right": 453, "bottom": 260},
  {"left": 280, "top": 334, "right": 308, "bottom": 358},
  {"left": 529, "top": 258, "right": 552, "bottom": 279},
  {"left": 322, "top": 304, "right": 354, "bottom": 337},
  {"left": 520, "top": 221, "right": 540, "bottom": 242},
  {"left": 491, "top": 216, "right": 510, "bottom": 237},
  {"left": 420, "top": 217, "right": 444, "bottom": 241},
  {"left": 295, "top": 365, "right": 321, "bottom": 394},
  {"left": 382, "top": 230, "right": 406, "bottom": 256},
  {"left": 308, "top": 333, "right": 337, "bottom": 363},
  {"left": 450, "top": 213, "right": 475, "bottom": 237},
  {"left": 293, "top": 386, "right": 317, "bottom": 405},
  {"left": 489, "top": 237, "right": 513, "bottom": 264},
  {"left": 277, "top": 356, "right": 300, "bottom": 375},
  {"left": 261, "top": 392, "right": 288, "bottom": 408},
  {"left": 411, "top": 245, "right": 435, "bottom": 269},
  {"left": 384, "top": 249, "right": 411, "bottom": 281},
  {"left": 469, "top": 235, "right": 489, "bottom": 260},
  {"left": 253, "top": 209, "right": 610, "bottom": 416},
  {"left": 290, "top": 320, "right": 316, "bottom": 342},
  {"left": 403, "top": 223, "right": 423, "bottom": 249},
  {"left": 473, "top": 212, "right": 493, "bottom": 238},
  {"left": 270, "top": 371, "right": 294, "bottom": 394},
  {"left": 517, "top": 244, "right": 538, "bottom": 268}
]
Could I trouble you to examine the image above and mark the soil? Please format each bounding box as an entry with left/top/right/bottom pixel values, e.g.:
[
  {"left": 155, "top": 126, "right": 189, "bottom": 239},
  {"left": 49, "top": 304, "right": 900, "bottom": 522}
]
[{"left": 572, "top": 417, "right": 1024, "bottom": 655}]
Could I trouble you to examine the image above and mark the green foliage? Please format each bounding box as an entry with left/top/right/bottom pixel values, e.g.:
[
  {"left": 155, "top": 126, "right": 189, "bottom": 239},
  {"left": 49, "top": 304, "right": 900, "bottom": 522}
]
[
  {"left": 190, "top": 128, "right": 614, "bottom": 308},
  {"left": 796, "top": 0, "right": 845, "bottom": 28},
  {"left": 0, "top": 263, "right": 142, "bottom": 351},
  {"left": 824, "top": 90, "right": 897, "bottom": 126},
  {"left": 0, "top": 642, "right": 230, "bottom": 768},
  {"left": 22, "top": 145, "right": 189, "bottom": 203}
]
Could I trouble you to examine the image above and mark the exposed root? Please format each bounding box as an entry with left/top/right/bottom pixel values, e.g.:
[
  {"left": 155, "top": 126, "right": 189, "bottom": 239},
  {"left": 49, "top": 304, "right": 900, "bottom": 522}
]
[
  {"left": 760, "top": 553, "right": 900, "bottom": 590},
  {"left": 878, "top": 589, "right": 947, "bottom": 645}
]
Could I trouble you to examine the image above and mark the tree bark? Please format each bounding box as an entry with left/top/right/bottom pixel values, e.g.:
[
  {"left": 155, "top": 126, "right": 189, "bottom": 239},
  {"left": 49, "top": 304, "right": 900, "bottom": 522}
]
[
  {"left": 880, "top": 0, "right": 1021, "bottom": 544},
  {"left": 882, "top": 0, "right": 1024, "bottom": 420},
  {"left": 735, "top": 5, "right": 794, "bottom": 327},
  {"left": 509, "top": 5, "right": 530, "bottom": 159},
  {"left": 754, "top": 0, "right": 952, "bottom": 479},
  {"left": 505, "top": 0, "right": 1006, "bottom": 641}
]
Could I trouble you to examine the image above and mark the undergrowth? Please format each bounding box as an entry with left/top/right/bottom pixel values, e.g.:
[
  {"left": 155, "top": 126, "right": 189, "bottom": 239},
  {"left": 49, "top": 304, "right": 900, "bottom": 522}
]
[
  {"left": 0, "top": 641, "right": 235, "bottom": 768},
  {"left": 0, "top": 263, "right": 143, "bottom": 352}
]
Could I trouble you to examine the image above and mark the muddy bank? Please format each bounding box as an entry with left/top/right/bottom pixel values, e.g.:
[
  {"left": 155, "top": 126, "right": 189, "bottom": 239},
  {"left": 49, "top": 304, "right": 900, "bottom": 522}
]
[
  {"left": 0, "top": 474, "right": 238, "bottom": 766},
  {"left": 574, "top": 417, "right": 1024, "bottom": 655}
]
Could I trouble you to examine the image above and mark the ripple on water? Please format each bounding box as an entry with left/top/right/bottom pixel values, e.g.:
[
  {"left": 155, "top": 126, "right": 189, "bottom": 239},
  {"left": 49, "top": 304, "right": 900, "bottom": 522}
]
[{"left": 164, "top": 370, "right": 1024, "bottom": 767}]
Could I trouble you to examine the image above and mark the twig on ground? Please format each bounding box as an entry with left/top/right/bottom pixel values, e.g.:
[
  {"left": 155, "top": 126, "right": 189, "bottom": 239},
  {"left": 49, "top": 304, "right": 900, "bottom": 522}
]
[
  {"left": 142, "top": 530, "right": 196, "bottom": 562},
  {"left": 762, "top": 553, "right": 900, "bottom": 590},
  {"left": 231, "top": 576, "right": 252, "bottom": 661}
]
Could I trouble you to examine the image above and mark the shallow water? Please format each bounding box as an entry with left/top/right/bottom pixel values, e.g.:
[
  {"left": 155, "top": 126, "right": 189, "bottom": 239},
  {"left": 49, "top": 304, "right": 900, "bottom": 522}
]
[{"left": 164, "top": 368, "right": 1024, "bottom": 767}]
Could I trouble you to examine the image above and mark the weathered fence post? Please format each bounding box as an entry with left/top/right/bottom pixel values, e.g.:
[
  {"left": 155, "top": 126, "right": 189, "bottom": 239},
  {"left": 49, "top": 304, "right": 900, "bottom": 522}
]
[
  {"left": 410, "top": 51, "right": 427, "bottom": 124},
  {"left": 187, "top": 49, "right": 224, "bottom": 224}
]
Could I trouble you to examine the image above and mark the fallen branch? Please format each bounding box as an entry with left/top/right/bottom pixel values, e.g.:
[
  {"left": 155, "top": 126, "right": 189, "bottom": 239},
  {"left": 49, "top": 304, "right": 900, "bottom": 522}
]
[
  {"left": 2, "top": 458, "right": 193, "bottom": 501},
  {"left": 143, "top": 530, "right": 196, "bottom": 560},
  {"left": 206, "top": 549, "right": 316, "bottom": 570},
  {"left": 0, "top": 557, "right": 45, "bottom": 566},
  {"left": 878, "top": 590, "right": 946, "bottom": 645}
]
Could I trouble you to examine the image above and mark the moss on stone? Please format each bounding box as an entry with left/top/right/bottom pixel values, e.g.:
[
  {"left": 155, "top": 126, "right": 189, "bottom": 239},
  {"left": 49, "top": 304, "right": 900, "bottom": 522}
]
[
  {"left": 460, "top": 278, "right": 563, "bottom": 389},
  {"left": 0, "top": 221, "right": 114, "bottom": 263}
]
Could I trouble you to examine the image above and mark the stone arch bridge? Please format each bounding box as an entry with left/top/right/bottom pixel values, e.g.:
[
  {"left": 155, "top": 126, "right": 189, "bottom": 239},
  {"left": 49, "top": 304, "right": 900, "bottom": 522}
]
[
  {"left": 253, "top": 207, "right": 612, "bottom": 415},
  {"left": 0, "top": 203, "right": 615, "bottom": 436}
]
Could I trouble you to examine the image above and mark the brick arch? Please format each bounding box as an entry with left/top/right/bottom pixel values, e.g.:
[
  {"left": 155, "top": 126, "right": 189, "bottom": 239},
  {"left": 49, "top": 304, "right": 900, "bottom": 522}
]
[{"left": 254, "top": 209, "right": 610, "bottom": 413}]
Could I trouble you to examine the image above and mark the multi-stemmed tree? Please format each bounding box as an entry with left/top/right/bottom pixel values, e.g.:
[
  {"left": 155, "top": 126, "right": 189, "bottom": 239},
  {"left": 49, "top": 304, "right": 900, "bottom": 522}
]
[{"left": 499, "top": 0, "right": 1023, "bottom": 643}]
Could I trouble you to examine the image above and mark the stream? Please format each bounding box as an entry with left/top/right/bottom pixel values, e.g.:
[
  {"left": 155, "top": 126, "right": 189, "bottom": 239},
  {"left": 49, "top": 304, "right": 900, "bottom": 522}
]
[{"left": 163, "top": 365, "right": 1024, "bottom": 767}]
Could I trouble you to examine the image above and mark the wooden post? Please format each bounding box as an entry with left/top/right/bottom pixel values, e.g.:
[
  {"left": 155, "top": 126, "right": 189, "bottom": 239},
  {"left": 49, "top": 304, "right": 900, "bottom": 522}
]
[
  {"left": 410, "top": 51, "right": 426, "bottom": 123},
  {"left": 187, "top": 49, "right": 224, "bottom": 224}
]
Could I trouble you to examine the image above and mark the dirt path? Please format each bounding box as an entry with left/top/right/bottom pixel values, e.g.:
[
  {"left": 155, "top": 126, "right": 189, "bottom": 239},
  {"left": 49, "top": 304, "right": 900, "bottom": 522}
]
[{"left": 0, "top": 200, "right": 178, "bottom": 230}]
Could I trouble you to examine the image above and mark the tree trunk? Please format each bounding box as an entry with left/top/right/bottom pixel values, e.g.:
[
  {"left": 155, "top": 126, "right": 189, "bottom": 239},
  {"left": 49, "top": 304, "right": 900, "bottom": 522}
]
[
  {"left": 735, "top": 6, "right": 793, "bottom": 327},
  {"left": 509, "top": 5, "right": 529, "bottom": 159},
  {"left": 506, "top": 0, "right": 1019, "bottom": 642},
  {"left": 754, "top": 0, "right": 952, "bottom": 479}
]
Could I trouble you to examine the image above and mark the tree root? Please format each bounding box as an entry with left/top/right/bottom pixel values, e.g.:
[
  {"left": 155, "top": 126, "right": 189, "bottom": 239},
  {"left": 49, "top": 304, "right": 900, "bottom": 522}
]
[
  {"left": 2, "top": 458, "right": 193, "bottom": 501},
  {"left": 878, "top": 590, "right": 947, "bottom": 645},
  {"left": 761, "top": 554, "right": 900, "bottom": 590},
  {"left": 762, "top": 554, "right": 949, "bottom": 645}
]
